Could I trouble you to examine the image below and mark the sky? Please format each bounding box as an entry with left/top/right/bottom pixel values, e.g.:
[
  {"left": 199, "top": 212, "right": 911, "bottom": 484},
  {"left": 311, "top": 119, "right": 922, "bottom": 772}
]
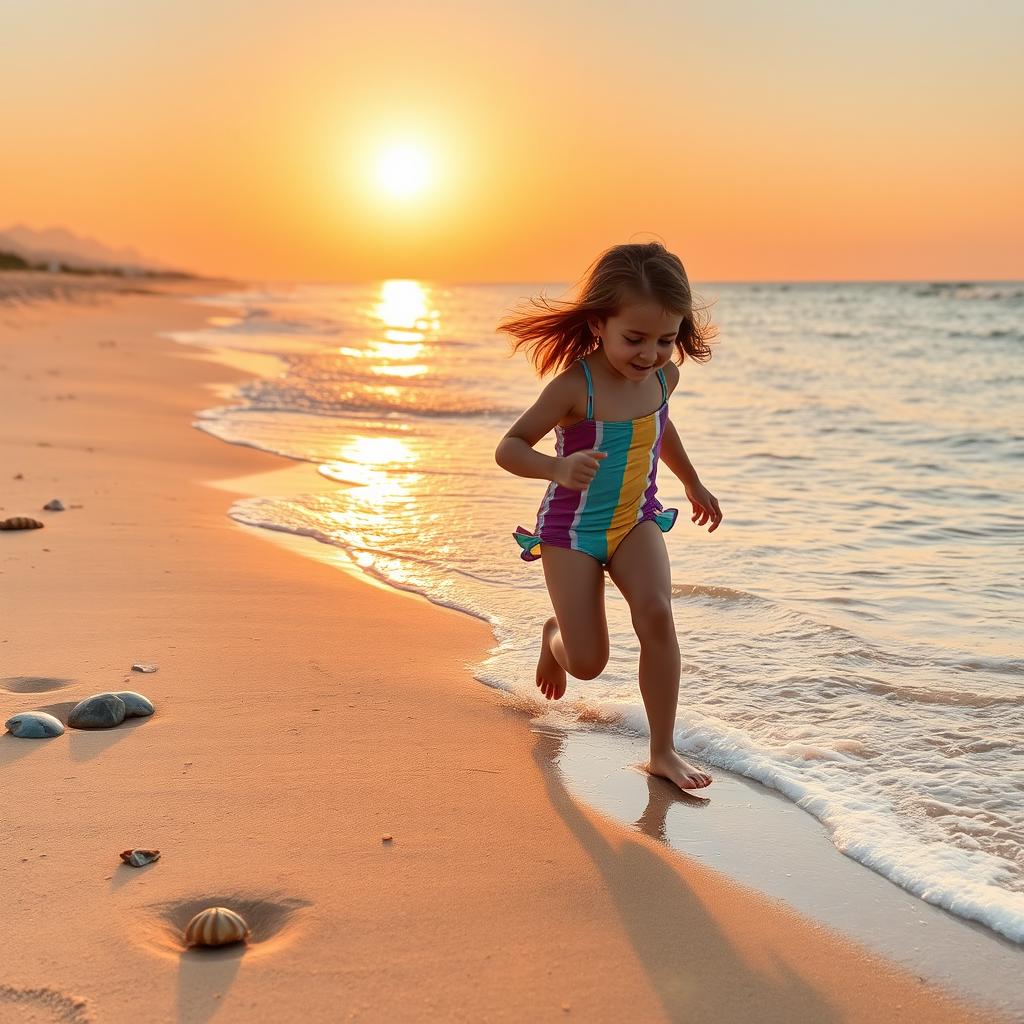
[{"left": 1, "top": 1, "right": 1021, "bottom": 284}]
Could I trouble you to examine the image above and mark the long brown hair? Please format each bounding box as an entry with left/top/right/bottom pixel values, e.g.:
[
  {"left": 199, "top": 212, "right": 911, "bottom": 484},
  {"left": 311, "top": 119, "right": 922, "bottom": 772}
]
[{"left": 496, "top": 241, "right": 718, "bottom": 377}]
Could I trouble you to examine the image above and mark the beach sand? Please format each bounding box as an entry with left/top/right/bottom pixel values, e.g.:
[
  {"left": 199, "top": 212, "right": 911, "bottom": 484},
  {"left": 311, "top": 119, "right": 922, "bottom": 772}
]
[{"left": 0, "top": 271, "right": 1012, "bottom": 1023}]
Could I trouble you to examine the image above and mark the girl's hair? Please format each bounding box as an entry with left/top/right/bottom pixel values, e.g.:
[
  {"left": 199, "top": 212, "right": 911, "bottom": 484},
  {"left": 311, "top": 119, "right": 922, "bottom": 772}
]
[{"left": 497, "top": 241, "right": 717, "bottom": 377}]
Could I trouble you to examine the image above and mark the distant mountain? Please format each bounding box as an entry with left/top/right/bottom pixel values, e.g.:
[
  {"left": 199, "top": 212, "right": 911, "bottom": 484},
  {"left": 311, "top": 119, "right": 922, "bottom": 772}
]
[{"left": 0, "top": 223, "right": 190, "bottom": 276}]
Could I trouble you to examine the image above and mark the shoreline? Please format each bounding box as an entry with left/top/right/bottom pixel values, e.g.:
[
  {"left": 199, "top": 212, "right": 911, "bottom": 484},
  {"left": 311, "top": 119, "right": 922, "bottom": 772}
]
[
  {"left": 196, "top": 422, "right": 1024, "bottom": 1017},
  {"left": 0, "top": 271, "right": 1013, "bottom": 1022}
]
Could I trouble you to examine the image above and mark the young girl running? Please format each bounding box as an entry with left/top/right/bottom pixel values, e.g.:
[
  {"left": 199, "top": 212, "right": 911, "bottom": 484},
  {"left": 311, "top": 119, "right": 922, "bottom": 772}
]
[{"left": 494, "top": 241, "right": 722, "bottom": 793}]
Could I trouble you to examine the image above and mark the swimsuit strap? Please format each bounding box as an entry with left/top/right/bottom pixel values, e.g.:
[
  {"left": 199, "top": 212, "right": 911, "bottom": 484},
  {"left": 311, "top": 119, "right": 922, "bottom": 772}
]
[
  {"left": 579, "top": 358, "right": 594, "bottom": 420},
  {"left": 656, "top": 367, "right": 667, "bottom": 405}
]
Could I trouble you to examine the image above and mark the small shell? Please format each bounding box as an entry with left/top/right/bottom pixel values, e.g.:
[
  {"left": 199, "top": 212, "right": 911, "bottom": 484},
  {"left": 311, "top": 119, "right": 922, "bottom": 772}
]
[
  {"left": 0, "top": 517, "right": 44, "bottom": 530},
  {"left": 119, "top": 848, "right": 160, "bottom": 867},
  {"left": 43, "top": 499, "right": 65, "bottom": 511},
  {"left": 184, "top": 907, "right": 251, "bottom": 948}
]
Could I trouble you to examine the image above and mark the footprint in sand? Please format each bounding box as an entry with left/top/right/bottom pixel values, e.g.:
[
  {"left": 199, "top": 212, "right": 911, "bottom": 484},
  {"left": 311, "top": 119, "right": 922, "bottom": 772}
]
[
  {"left": 0, "top": 984, "right": 94, "bottom": 1023},
  {"left": 0, "top": 676, "right": 74, "bottom": 694}
]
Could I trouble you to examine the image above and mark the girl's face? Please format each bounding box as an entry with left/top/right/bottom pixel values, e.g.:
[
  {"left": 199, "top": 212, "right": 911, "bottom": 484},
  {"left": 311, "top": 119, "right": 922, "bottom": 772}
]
[{"left": 590, "top": 300, "right": 683, "bottom": 382}]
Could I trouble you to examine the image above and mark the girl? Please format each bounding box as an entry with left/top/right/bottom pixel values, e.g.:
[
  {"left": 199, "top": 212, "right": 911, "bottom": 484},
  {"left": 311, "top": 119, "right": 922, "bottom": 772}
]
[{"left": 494, "top": 241, "right": 722, "bottom": 793}]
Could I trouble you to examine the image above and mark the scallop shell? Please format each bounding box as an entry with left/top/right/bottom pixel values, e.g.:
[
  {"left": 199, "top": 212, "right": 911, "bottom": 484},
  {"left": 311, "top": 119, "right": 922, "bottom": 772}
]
[
  {"left": 119, "top": 848, "right": 160, "bottom": 867},
  {"left": 184, "top": 907, "right": 251, "bottom": 948},
  {"left": 0, "top": 517, "right": 44, "bottom": 530}
]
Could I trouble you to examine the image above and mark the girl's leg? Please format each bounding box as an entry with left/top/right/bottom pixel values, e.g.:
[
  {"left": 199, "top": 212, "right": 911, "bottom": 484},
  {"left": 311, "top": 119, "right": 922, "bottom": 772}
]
[
  {"left": 537, "top": 544, "right": 609, "bottom": 700},
  {"left": 606, "top": 520, "right": 713, "bottom": 791}
]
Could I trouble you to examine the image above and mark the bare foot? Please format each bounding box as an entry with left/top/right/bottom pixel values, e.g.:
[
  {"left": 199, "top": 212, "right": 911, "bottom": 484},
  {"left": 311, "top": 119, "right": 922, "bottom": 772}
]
[
  {"left": 648, "top": 750, "right": 712, "bottom": 791},
  {"left": 535, "top": 616, "right": 567, "bottom": 701}
]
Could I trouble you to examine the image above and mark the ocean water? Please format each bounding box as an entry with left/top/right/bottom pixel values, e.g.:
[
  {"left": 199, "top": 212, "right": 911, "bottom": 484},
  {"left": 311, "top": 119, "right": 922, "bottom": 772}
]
[{"left": 165, "top": 279, "right": 1024, "bottom": 945}]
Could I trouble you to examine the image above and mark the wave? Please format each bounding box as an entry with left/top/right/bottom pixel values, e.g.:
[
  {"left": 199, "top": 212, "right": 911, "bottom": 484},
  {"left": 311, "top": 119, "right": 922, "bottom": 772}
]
[
  {"left": 834, "top": 676, "right": 1024, "bottom": 709},
  {"left": 947, "top": 328, "right": 1022, "bottom": 340},
  {"left": 670, "top": 582, "right": 763, "bottom": 603},
  {"left": 913, "top": 282, "right": 1024, "bottom": 301}
]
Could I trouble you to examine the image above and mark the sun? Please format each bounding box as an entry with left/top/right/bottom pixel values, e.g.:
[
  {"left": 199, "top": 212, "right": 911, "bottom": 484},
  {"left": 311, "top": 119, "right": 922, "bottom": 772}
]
[{"left": 374, "top": 142, "right": 433, "bottom": 199}]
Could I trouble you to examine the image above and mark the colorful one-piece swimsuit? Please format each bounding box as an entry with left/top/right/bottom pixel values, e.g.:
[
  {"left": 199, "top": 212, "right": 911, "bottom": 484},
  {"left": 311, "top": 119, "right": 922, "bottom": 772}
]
[{"left": 512, "top": 357, "right": 679, "bottom": 568}]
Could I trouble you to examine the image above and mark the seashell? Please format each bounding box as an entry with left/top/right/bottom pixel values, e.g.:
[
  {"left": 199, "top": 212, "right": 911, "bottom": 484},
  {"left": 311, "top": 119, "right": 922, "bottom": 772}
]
[
  {"left": 5, "top": 711, "right": 64, "bottom": 738},
  {"left": 130, "top": 663, "right": 158, "bottom": 673},
  {"left": 112, "top": 691, "right": 154, "bottom": 718},
  {"left": 42, "top": 499, "right": 65, "bottom": 511},
  {"left": 68, "top": 692, "right": 126, "bottom": 729},
  {"left": 119, "top": 848, "right": 160, "bottom": 867},
  {"left": 0, "top": 517, "right": 44, "bottom": 530},
  {"left": 184, "top": 907, "right": 251, "bottom": 948}
]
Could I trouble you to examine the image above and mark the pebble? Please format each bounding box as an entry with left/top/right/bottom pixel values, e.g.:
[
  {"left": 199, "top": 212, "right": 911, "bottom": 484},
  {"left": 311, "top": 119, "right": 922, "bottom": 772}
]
[
  {"left": 131, "top": 663, "right": 158, "bottom": 673},
  {"left": 42, "top": 499, "right": 65, "bottom": 511},
  {"left": 4, "top": 711, "right": 65, "bottom": 738},
  {"left": 119, "top": 848, "right": 160, "bottom": 867},
  {"left": 112, "top": 691, "right": 155, "bottom": 718},
  {"left": 68, "top": 693, "right": 126, "bottom": 729}
]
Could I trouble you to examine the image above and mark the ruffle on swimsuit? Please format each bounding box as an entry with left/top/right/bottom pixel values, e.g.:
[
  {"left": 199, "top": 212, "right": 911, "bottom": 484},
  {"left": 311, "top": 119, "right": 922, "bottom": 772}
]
[
  {"left": 511, "top": 356, "right": 679, "bottom": 567},
  {"left": 513, "top": 505, "right": 678, "bottom": 562}
]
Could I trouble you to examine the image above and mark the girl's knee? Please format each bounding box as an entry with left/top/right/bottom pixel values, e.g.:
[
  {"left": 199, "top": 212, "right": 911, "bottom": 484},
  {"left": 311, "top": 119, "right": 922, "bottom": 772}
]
[
  {"left": 631, "top": 599, "right": 676, "bottom": 641},
  {"left": 570, "top": 653, "right": 608, "bottom": 680},
  {"left": 563, "top": 639, "right": 609, "bottom": 680}
]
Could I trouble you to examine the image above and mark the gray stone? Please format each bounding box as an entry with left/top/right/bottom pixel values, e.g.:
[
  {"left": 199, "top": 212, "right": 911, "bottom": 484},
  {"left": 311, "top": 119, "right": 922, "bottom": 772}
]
[
  {"left": 43, "top": 499, "right": 65, "bottom": 511},
  {"left": 5, "top": 711, "right": 65, "bottom": 738},
  {"left": 68, "top": 693, "right": 126, "bottom": 729},
  {"left": 112, "top": 691, "right": 154, "bottom": 718}
]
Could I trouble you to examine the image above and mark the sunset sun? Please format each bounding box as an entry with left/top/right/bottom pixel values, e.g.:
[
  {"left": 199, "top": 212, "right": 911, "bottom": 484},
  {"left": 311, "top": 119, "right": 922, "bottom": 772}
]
[{"left": 373, "top": 142, "right": 433, "bottom": 199}]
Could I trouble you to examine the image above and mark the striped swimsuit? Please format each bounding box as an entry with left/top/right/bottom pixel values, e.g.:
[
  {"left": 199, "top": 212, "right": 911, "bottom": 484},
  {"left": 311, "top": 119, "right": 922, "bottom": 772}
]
[{"left": 512, "top": 357, "right": 679, "bottom": 569}]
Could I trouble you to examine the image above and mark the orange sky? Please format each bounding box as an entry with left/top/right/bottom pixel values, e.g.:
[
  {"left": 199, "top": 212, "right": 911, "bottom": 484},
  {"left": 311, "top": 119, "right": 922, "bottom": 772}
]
[{"left": 1, "top": 2, "right": 1021, "bottom": 283}]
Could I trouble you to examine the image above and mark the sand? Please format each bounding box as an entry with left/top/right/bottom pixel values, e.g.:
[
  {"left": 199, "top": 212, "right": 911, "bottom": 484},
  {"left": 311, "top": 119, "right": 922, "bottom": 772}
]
[{"left": 0, "top": 271, "right": 1013, "bottom": 1023}]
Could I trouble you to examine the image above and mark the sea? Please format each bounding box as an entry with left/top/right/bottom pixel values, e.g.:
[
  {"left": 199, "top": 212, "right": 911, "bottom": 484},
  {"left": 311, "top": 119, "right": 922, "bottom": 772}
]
[{"left": 163, "top": 279, "right": 1024, "bottom": 948}]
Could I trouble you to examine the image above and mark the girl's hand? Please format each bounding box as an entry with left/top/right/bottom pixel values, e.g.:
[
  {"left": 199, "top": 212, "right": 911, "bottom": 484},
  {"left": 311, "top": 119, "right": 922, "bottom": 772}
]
[
  {"left": 554, "top": 449, "right": 607, "bottom": 491},
  {"left": 685, "top": 481, "right": 723, "bottom": 532}
]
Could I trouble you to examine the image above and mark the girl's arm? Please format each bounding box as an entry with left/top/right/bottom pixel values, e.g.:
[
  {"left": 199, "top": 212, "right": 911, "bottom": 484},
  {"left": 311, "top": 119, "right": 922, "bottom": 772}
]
[
  {"left": 659, "top": 362, "right": 722, "bottom": 531},
  {"left": 494, "top": 372, "right": 576, "bottom": 481},
  {"left": 659, "top": 417, "right": 702, "bottom": 489}
]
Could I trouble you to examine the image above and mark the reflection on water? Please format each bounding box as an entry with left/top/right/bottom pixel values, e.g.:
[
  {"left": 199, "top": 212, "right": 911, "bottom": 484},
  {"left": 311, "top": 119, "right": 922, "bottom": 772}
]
[
  {"left": 369, "top": 361, "right": 428, "bottom": 379},
  {"left": 373, "top": 279, "right": 441, "bottom": 342},
  {"left": 368, "top": 341, "right": 425, "bottom": 361},
  {"left": 334, "top": 436, "right": 418, "bottom": 474}
]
